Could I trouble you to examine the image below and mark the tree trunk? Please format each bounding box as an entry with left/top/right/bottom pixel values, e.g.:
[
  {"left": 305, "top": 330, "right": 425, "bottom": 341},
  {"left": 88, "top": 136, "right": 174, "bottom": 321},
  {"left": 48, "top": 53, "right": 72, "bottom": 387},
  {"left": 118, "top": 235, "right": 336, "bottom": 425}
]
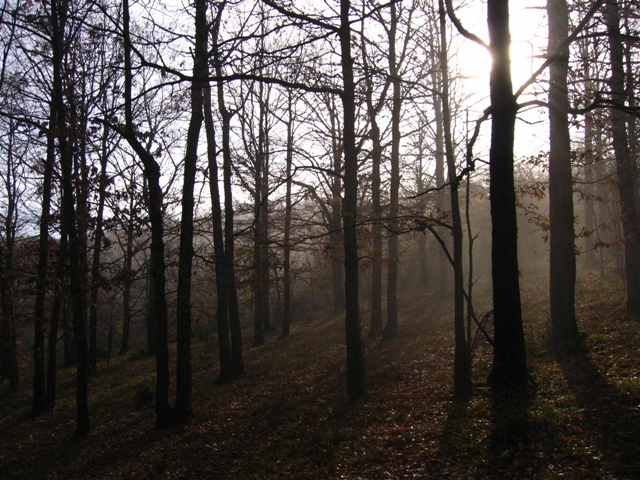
[
  {"left": 173, "top": 0, "right": 207, "bottom": 421},
  {"left": 581, "top": 39, "right": 598, "bottom": 270},
  {"left": 0, "top": 125, "right": 19, "bottom": 392},
  {"left": 119, "top": 172, "right": 136, "bottom": 355},
  {"left": 282, "top": 92, "right": 294, "bottom": 338},
  {"left": 260, "top": 107, "right": 271, "bottom": 333},
  {"left": 383, "top": 2, "right": 400, "bottom": 340},
  {"left": 213, "top": 3, "right": 243, "bottom": 378},
  {"left": 487, "top": 0, "right": 528, "bottom": 389},
  {"left": 431, "top": 68, "right": 449, "bottom": 300},
  {"left": 361, "top": 24, "right": 384, "bottom": 337},
  {"left": 0, "top": 243, "right": 18, "bottom": 392},
  {"left": 253, "top": 128, "right": 265, "bottom": 347},
  {"left": 88, "top": 127, "right": 109, "bottom": 372},
  {"left": 46, "top": 226, "right": 67, "bottom": 408},
  {"left": 339, "top": 0, "right": 366, "bottom": 401},
  {"left": 33, "top": 54, "right": 57, "bottom": 416},
  {"left": 547, "top": 0, "right": 581, "bottom": 349},
  {"left": 329, "top": 101, "right": 345, "bottom": 315},
  {"left": 47, "top": 0, "right": 90, "bottom": 436},
  {"left": 605, "top": 0, "right": 640, "bottom": 317},
  {"left": 439, "top": 0, "right": 472, "bottom": 397},
  {"left": 122, "top": 0, "right": 171, "bottom": 426}
]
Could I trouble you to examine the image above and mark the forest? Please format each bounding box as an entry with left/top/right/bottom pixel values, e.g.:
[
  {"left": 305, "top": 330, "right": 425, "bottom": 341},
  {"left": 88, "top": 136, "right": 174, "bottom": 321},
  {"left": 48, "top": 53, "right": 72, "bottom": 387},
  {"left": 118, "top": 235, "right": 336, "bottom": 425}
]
[{"left": 1, "top": 0, "right": 639, "bottom": 477}]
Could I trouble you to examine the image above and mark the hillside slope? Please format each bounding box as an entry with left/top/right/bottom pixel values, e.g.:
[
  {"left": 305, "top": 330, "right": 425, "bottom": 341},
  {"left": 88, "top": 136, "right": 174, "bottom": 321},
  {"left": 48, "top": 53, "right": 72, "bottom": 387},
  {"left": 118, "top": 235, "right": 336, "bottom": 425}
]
[{"left": 1, "top": 273, "right": 639, "bottom": 479}]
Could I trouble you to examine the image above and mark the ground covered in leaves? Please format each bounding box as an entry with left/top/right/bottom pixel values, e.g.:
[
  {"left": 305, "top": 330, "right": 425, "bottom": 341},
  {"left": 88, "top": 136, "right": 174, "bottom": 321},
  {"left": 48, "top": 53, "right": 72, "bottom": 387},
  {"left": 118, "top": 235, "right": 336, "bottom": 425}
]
[{"left": 1, "top": 273, "right": 639, "bottom": 479}]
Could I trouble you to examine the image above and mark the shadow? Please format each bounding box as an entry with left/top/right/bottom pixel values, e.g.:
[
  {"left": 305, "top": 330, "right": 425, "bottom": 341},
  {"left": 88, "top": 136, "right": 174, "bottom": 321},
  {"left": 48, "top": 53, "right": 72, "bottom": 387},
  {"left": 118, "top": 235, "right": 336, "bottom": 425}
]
[
  {"left": 488, "top": 386, "right": 536, "bottom": 478},
  {"left": 558, "top": 350, "right": 640, "bottom": 478},
  {"left": 436, "top": 396, "right": 472, "bottom": 471}
]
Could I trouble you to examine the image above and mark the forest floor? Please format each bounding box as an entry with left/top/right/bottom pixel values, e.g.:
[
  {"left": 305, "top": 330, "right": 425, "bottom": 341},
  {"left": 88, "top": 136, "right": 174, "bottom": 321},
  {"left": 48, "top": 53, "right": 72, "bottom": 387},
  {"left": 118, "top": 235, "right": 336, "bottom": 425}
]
[{"left": 1, "top": 272, "right": 640, "bottom": 479}]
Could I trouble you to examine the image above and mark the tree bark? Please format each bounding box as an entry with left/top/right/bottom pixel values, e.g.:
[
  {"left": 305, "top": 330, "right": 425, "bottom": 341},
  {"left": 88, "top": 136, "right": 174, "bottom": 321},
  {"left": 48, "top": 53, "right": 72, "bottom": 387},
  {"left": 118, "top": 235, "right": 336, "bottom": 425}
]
[
  {"left": 122, "top": 0, "right": 171, "bottom": 426},
  {"left": 213, "top": 2, "right": 243, "bottom": 378},
  {"left": 439, "top": 0, "right": 472, "bottom": 397},
  {"left": 173, "top": 0, "right": 207, "bottom": 421},
  {"left": 383, "top": 2, "right": 400, "bottom": 340},
  {"left": 282, "top": 91, "right": 294, "bottom": 338},
  {"left": 119, "top": 171, "right": 136, "bottom": 355},
  {"left": 547, "top": 0, "right": 581, "bottom": 349},
  {"left": 51, "top": 0, "right": 90, "bottom": 436},
  {"left": 88, "top": 126, "right": 109, "bottom": 371},
  {"left": 487, "top": 0, "right": 528, "bottom": 389},
  {"left": 604, "top": 0, "right": 640, "bottom": 317},
  {"left": 46, "top": 225, "right": 67, "bottom": 408},
  {"left": 340, "top": 0, "right": 366, "bottom": 401}
]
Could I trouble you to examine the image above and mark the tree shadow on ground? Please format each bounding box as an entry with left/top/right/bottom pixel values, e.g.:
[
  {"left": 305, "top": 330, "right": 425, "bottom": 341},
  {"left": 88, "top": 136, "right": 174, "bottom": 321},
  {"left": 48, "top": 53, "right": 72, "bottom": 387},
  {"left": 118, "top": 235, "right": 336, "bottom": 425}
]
[
  {"left": 557, "top": 349, "right": 640, "bottom": 478},
  {"left": 488, "top": 387, "right": 536, "bottom": 478}
]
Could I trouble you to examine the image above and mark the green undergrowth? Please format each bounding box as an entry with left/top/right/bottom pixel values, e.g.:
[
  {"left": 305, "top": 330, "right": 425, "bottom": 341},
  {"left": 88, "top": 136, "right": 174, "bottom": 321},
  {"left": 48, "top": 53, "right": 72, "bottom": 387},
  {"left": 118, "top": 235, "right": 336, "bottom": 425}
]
[{"left": 1, "top": 272, "right": 639, "bottom": 478}]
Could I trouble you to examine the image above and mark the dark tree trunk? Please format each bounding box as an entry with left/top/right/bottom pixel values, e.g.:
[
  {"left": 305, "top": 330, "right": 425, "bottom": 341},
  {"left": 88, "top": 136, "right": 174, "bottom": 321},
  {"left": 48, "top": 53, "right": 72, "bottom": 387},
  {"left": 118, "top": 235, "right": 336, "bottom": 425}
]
[
  {"left": 487, "top": 0, "right": 528, "bottom": 389},
  {"left": 0, "top": 132, "right": 18, "bottom": 392},
  {"left": 88, "top": 128, "right": 109, "bottom": 372},
  {"left": 431, "top": 67, "right": 449, "bottom": 299},
  {"left": 145, "top": 256, "right": 156, "bottom": 356},
  {"left": 47, "top": 0, "right": 90, "bottom": 437},
  {"left": 439, "top": 0, "right": 472, "bottom": 397},
  {"left": 213, "top": 3, "right": 243, "bottom": 378},
  {"left": 122, "top": 0, "right": 171, "bottom": 426},
  {"left": 33, "top": 58, "right": 57, "bottom": 417},
  {"left": 173, "top": 0, "right": 207, "bottom": 421},
  {"left": 339, "top": 0, "right": 366, "bottom": 401},
  {"left": 260, "top": 119, "right": 271, "bottom": 333},
  {"left": 54, "top": 7, "right": 90, "bottom": 438},
  {"left": 119, "top": 174, "right": 135, "bottom": 355},
  {"left": 361, "top": 28, "right": 384, "bottom": 337},
  {"left": 383, "top": 2, "right": 401, "bottom": 340},
  {"left": 416, "top": 143, "right": 429, "bottom": 288},
  {"left": 605, "top": 0, "right": 640, "bottom": 317},
  {"left": 581, "top": 39, "right": 598, "bottom": 270},
  {"left": 282, "top": 92, "right": 294, "bottom": 339},
  {"left": 0, "top": 243, "right": 18, "bottom": 392},
  {"left": 547, "top": 0, "right": 581, "bottom": 349},
  {"left": 46, "top": 226, "right": 67, "bottom": 408},
  {"left": 253, "top": 131, "right": 265, "bottom": 347},
  {"left": 204, "top": 87, "right": 233, "bottom": 382},
  {"left": 369, "top": 118, "right": 383, "bottom": 336}
]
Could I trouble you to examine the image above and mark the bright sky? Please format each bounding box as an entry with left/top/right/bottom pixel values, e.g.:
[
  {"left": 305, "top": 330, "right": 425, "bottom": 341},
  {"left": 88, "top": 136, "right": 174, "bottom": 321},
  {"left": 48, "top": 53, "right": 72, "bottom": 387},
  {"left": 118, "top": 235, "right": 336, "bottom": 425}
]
[{"left": 455, "top": 1, "right": 549, "bottom": 162}]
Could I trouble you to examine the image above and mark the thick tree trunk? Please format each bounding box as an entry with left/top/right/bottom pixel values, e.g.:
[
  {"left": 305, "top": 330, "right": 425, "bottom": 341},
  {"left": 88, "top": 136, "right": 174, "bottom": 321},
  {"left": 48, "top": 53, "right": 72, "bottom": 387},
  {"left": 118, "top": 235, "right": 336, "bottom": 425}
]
[
  {"left": 605, "top": 0, "right": 640, "bottom": 317},
  {"left": 547, "top": 0, "right": 581, "bottom": 349},
  {"left": 48, "top": 0, "right": 90, "bottom": 436},
  {"left": 173, "top": 0, "right": 207, "bottom": 421},
  {"left": 487, "top": 0, "right": 528, "bottom": 389},
  {"left": 340, "top": 0, "right": 366, "bottom": 401},
  {"left": 33, "top": 67, "right": 57, "bottom": 416}
]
